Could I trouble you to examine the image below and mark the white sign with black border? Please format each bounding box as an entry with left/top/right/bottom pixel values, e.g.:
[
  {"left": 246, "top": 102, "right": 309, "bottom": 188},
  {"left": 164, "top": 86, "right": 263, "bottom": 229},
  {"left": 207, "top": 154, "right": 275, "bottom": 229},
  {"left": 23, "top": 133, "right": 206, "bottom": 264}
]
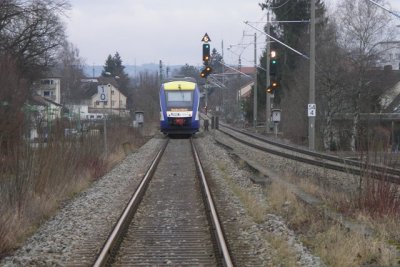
[
  {"left": 98, "top": 85, "right": 108, "bottom": 102},
  {"left": 308, "top": 104, "right": 316, "bottom": 117},
  {"left": 271, "top": 109, "right": 281, "bottom": 122}
]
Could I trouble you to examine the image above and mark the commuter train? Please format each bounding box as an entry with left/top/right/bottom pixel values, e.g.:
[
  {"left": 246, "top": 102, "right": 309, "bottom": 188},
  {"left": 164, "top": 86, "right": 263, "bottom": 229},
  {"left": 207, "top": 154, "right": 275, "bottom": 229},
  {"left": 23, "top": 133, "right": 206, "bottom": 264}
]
[{"left": 159, "top": 78, "right": 200, "bottom": 135}]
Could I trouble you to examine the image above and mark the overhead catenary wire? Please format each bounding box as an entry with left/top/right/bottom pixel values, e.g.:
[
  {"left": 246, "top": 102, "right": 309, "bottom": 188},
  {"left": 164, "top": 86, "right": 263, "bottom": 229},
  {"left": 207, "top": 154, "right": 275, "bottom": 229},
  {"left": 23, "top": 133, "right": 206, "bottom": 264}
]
[{"left": 244, "top": 21, "right": 309, "bottom": 60}]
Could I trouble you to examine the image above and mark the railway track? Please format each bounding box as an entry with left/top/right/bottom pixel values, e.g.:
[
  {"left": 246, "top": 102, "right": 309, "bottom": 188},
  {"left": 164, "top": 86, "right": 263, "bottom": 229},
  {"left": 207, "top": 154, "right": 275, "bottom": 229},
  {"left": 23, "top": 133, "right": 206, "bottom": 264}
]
[
  {"left": 93, "top": 138, "right": 233, "bottom": 267},
  {"left": 218, "top": 123, "right": 400, "bottom": 184}
]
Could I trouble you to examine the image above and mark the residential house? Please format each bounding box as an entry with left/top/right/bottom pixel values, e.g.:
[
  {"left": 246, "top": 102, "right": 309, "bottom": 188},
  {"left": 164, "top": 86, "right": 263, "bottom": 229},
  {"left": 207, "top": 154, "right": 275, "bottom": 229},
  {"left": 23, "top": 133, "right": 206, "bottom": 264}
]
[
  {"left": 239, "top": 81, "right": 254, "bottom": 99},
  {"left": 26, "top": 95, "right": 63, "bottom": 140},
  {"left": 34, "top": 77, "right": 62, "bottom": 104},
  {"left": 81, "top": 77, "right": 128, "bottom": 117},
  {"left": 332, "top": 68, "right": 400, "bottom": 149},
  {"left": 223, "top": 66, "right": 256, "bottom": 78},
  {"left": 375, "top": 41, "right": 400, "bottom": 70}
]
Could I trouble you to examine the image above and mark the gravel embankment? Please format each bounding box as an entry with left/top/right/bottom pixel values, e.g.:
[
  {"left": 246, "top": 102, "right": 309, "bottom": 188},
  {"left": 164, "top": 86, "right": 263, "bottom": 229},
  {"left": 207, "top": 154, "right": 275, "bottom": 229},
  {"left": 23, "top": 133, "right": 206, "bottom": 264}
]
[
  {"left": 1, "top": 131, "right": 324, "bottom": 266},
  {"left": 194, "top": 132, "right": 324, "bottom": 267},
  {"left": 1, "top": 138, "right": 164, "bottom": 266}
]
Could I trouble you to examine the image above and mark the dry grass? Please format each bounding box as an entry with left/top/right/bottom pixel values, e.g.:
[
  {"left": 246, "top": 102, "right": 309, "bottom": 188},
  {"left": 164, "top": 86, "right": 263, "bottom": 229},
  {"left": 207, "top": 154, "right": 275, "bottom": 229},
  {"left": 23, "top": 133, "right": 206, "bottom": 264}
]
[
  {"left": 217, "top": 140, "right": 400, "bottom": 265},
  {"left": 216, "top": 161, "right": 266, "bottom": 223},
  {"left": 215, "top": 160, "right": 302, "bottom": 264},
  {"left": 266, "top": 181, "right": 310, "bottom": 226},
  {"left": 214, "top": 155, "right": 400, "bottom": 266},
  {"left": 264, "top": 177, "right": 400, "bottom": 266},
  {"left": 266, "top": 234, "right": 299, "bottom": 266},
  {"left": 0, "top": 122, "right": 146, "bottom": 256},
  {"left": 314, "top": 224, "right": 397, "bottom": 267},
  {"left": 216, "top": 161, "right": 320, "bottom": 264}
]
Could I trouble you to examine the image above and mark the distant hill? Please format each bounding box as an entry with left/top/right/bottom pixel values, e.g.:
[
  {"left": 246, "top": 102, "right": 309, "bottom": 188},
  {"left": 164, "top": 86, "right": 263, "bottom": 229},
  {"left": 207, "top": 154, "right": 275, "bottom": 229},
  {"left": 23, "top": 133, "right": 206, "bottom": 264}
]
[{"left": 83, "top": 64, "right": 183, "bottom": 78}]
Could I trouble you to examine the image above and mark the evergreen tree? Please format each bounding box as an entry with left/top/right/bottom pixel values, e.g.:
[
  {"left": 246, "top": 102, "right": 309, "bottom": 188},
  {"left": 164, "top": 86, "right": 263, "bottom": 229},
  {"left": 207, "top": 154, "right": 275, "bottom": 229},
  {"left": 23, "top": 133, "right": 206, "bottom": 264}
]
[
  {"left": 175, "top": 64, "right": 202, "bottom": 84},
  {"left": 101, "top": 55, "right": 116, "bottom": 76},
  {"left": 259, "top": 0, "right": 327, "bottom": 145},
  {"left": 101, "top": 52, "right": 130, "bottom": 99},
  {"left": 260, "top": 0, "right": 326, "bottom": 70},
  {"left": 210, "top": 48, "right": 223, "bottom": 74}
]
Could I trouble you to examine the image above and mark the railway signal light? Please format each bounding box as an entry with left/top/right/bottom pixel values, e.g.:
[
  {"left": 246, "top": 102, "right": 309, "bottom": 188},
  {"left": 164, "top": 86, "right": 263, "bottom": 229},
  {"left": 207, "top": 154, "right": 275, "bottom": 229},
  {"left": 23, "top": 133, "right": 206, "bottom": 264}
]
[
  {"left": 270, "top": 50, "right": 277, "bottom": 76},
  {"left": 200, "top": 65, "right": 212, "bottom": 78},
  {"left": 201, "top": 33, "right": 212, "bottom": 78},
  {"left": 266, "top": 80, "right": 279, "bottom": 94},
  {"left": 203, "top": 43, "right": 210, "bottom": 63}
]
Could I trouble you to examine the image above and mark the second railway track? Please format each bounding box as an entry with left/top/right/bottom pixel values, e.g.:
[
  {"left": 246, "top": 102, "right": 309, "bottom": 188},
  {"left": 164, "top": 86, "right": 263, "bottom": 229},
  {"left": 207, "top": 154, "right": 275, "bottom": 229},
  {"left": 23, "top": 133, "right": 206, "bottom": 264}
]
[
  {"left": 218, "top": 123, "right": 400, "bottom": 184},
  {"left": 94, "top": 137, "right": 232, "bottom": 267}
]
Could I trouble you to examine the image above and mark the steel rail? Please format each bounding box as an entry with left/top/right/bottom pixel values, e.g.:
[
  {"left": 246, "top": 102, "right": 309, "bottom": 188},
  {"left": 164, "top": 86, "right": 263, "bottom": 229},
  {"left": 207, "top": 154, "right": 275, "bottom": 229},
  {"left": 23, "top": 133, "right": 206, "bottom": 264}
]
[
  {"left": 93, "top": 139, "right": 168, "bottom": 267},
  {"left": 191, "top": 139, "right": 234, "bottom": 267},
  {"left": 220, "top": 123, "right": 400, "bottom": 179},
  {"left": 218, "top": 125, "right": 400, "bottom": 184}
]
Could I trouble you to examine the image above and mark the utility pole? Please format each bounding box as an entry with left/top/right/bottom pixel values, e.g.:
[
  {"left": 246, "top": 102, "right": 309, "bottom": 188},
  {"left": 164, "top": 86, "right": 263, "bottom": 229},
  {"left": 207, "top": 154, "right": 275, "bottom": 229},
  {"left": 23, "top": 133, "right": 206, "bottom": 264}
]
[
  {"left": 221, "top": 40, "right": 225, "bottom": 85},
  {"left": 253, "top": 32, "right": 257, "bottom": 128},
  {"left": 266, "top": 11, "right": 271, "bottom": 133},
  {"left": 238, "top": 56, "right": 242, "bottom": 107},
  {"left": 159, "top": 60, "right": 163, "bottom": 83},
  {"left": 309, "top": 0, "right": 316, "bottom": 150}
]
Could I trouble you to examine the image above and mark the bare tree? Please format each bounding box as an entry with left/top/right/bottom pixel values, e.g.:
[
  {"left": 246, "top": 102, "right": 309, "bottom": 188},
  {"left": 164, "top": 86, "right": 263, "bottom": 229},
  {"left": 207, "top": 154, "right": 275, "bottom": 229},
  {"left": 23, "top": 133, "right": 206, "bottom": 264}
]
[
  {"left": 56, "top": 41, "right": 85, "bottom": 103},
  {"left": 132, "top": 71, "right": 160, "bottom": 121},
  {"left": 0, "top": 55, "right": 29, "bottom": 150},
  {"left": 315, "top": 20, "right": 351, "bottom": 150},
  {"left": 335, "top": 0, "right": 393, "bottom": 151},
  {"left": 0, "top": 0, "right": 69, "bottom": 78},
  {"left": 0, "top": 0, "right": 69, "bottom": 148}
]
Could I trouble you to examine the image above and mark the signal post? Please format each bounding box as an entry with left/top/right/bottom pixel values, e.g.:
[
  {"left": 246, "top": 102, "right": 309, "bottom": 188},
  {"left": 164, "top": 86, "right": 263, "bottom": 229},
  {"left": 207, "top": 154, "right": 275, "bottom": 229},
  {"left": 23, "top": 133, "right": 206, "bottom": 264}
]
[{"left": 201, "top": 33, "right": 212, "bottom": 115}]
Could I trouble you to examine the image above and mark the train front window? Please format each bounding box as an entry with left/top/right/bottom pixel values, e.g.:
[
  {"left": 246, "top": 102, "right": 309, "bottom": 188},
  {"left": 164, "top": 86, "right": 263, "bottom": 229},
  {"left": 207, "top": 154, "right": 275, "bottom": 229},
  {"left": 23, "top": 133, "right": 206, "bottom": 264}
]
[{"left": 166, "top": 91, "right": 193, "bottom": 108}]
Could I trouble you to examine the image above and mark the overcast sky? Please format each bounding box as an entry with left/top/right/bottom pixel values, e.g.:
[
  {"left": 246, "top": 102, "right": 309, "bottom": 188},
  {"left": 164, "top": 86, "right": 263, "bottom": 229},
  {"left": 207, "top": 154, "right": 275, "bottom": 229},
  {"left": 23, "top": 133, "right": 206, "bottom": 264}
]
[{"left": 65, "top": 0, "right": 400, "bottom": 67}]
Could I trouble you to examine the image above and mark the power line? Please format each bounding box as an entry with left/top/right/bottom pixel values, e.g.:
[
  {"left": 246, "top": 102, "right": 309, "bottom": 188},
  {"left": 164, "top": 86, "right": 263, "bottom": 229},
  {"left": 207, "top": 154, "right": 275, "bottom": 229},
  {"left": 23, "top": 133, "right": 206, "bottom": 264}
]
[
  {"left": 366, "top": 0, "right": 400, "bottom": 19},
  {"left": 244, "top": 21, "right": 309, "bottom": 60}
]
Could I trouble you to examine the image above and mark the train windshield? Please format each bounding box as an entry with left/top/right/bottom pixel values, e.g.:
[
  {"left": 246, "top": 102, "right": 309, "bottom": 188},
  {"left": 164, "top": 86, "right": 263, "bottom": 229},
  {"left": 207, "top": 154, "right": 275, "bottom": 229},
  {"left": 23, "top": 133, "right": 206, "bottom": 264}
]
[{"left": 166, "top": 91, "right": 193, "bottom": 108}]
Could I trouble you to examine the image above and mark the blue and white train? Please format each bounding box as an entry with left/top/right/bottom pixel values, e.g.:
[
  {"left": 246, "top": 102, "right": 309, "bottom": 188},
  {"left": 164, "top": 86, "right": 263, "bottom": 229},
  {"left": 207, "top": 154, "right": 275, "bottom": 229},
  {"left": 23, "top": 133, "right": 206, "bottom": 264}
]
[{"left": 159, "top": 78, "right": 200, "bottom": 135}]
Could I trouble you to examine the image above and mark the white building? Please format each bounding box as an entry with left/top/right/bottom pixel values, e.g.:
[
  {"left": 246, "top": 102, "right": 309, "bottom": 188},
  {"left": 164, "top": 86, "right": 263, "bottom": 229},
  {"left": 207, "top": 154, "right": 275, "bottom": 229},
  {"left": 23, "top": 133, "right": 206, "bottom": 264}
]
[
  {"left": 35, "top": 78, "right": 62, "bottom": 104},
  {"left": 82, "top": 77, "right": 129, "bottom": 117},
  {"left": 376, "top": 41, "right": 400, "bottom": 70}
]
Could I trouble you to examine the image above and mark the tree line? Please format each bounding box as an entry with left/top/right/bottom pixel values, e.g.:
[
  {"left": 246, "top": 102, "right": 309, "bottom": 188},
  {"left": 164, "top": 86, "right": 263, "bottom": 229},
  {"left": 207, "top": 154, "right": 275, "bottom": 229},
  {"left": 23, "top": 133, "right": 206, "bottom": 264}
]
[
  {"left": 0, "top": 0, "right": 78, "bottom": 149},
  {"left": 256, "top": 0, "right": 397, "bottom": 151}
]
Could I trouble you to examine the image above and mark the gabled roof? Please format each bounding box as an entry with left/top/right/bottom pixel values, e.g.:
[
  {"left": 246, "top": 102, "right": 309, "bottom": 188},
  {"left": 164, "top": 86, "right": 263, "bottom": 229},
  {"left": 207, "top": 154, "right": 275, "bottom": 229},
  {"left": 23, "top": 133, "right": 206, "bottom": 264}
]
[
  {"left": 30, "top": 95, "right": 63, "bottom": 107},
  {"left": 224, "top": 66, "right": 256, "bottom": 76},
  {"left": 97, "top": 76, "right": 119, "bottom": 88},
  {"left": 375, "top": 69, "right": 400, "bottom": 112},
  {"left": 80, "top": 76, "right": 125, "bottom": 98},
  {"left": 239, "top": 81, "right": 254, "bottom": 98}
]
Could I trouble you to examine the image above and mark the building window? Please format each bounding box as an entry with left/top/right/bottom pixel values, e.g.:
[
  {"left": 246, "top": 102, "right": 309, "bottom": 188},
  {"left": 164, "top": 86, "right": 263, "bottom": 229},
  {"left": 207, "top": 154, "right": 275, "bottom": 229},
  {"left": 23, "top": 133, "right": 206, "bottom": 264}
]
[
  {"left": 41, "top": 79, "right": 54, "bottom": 85},
  {"left": 95, "top": 101, "right": 100, "bottom": 106},
  {"left": 111, "top": 90, "right": 115, "bottom": 95},
  {"left": 43, "top": 91, "right": 51, "bottom": 96},
  {"left": 111, "top": 100, "right": 115, "bottom": 107}
]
